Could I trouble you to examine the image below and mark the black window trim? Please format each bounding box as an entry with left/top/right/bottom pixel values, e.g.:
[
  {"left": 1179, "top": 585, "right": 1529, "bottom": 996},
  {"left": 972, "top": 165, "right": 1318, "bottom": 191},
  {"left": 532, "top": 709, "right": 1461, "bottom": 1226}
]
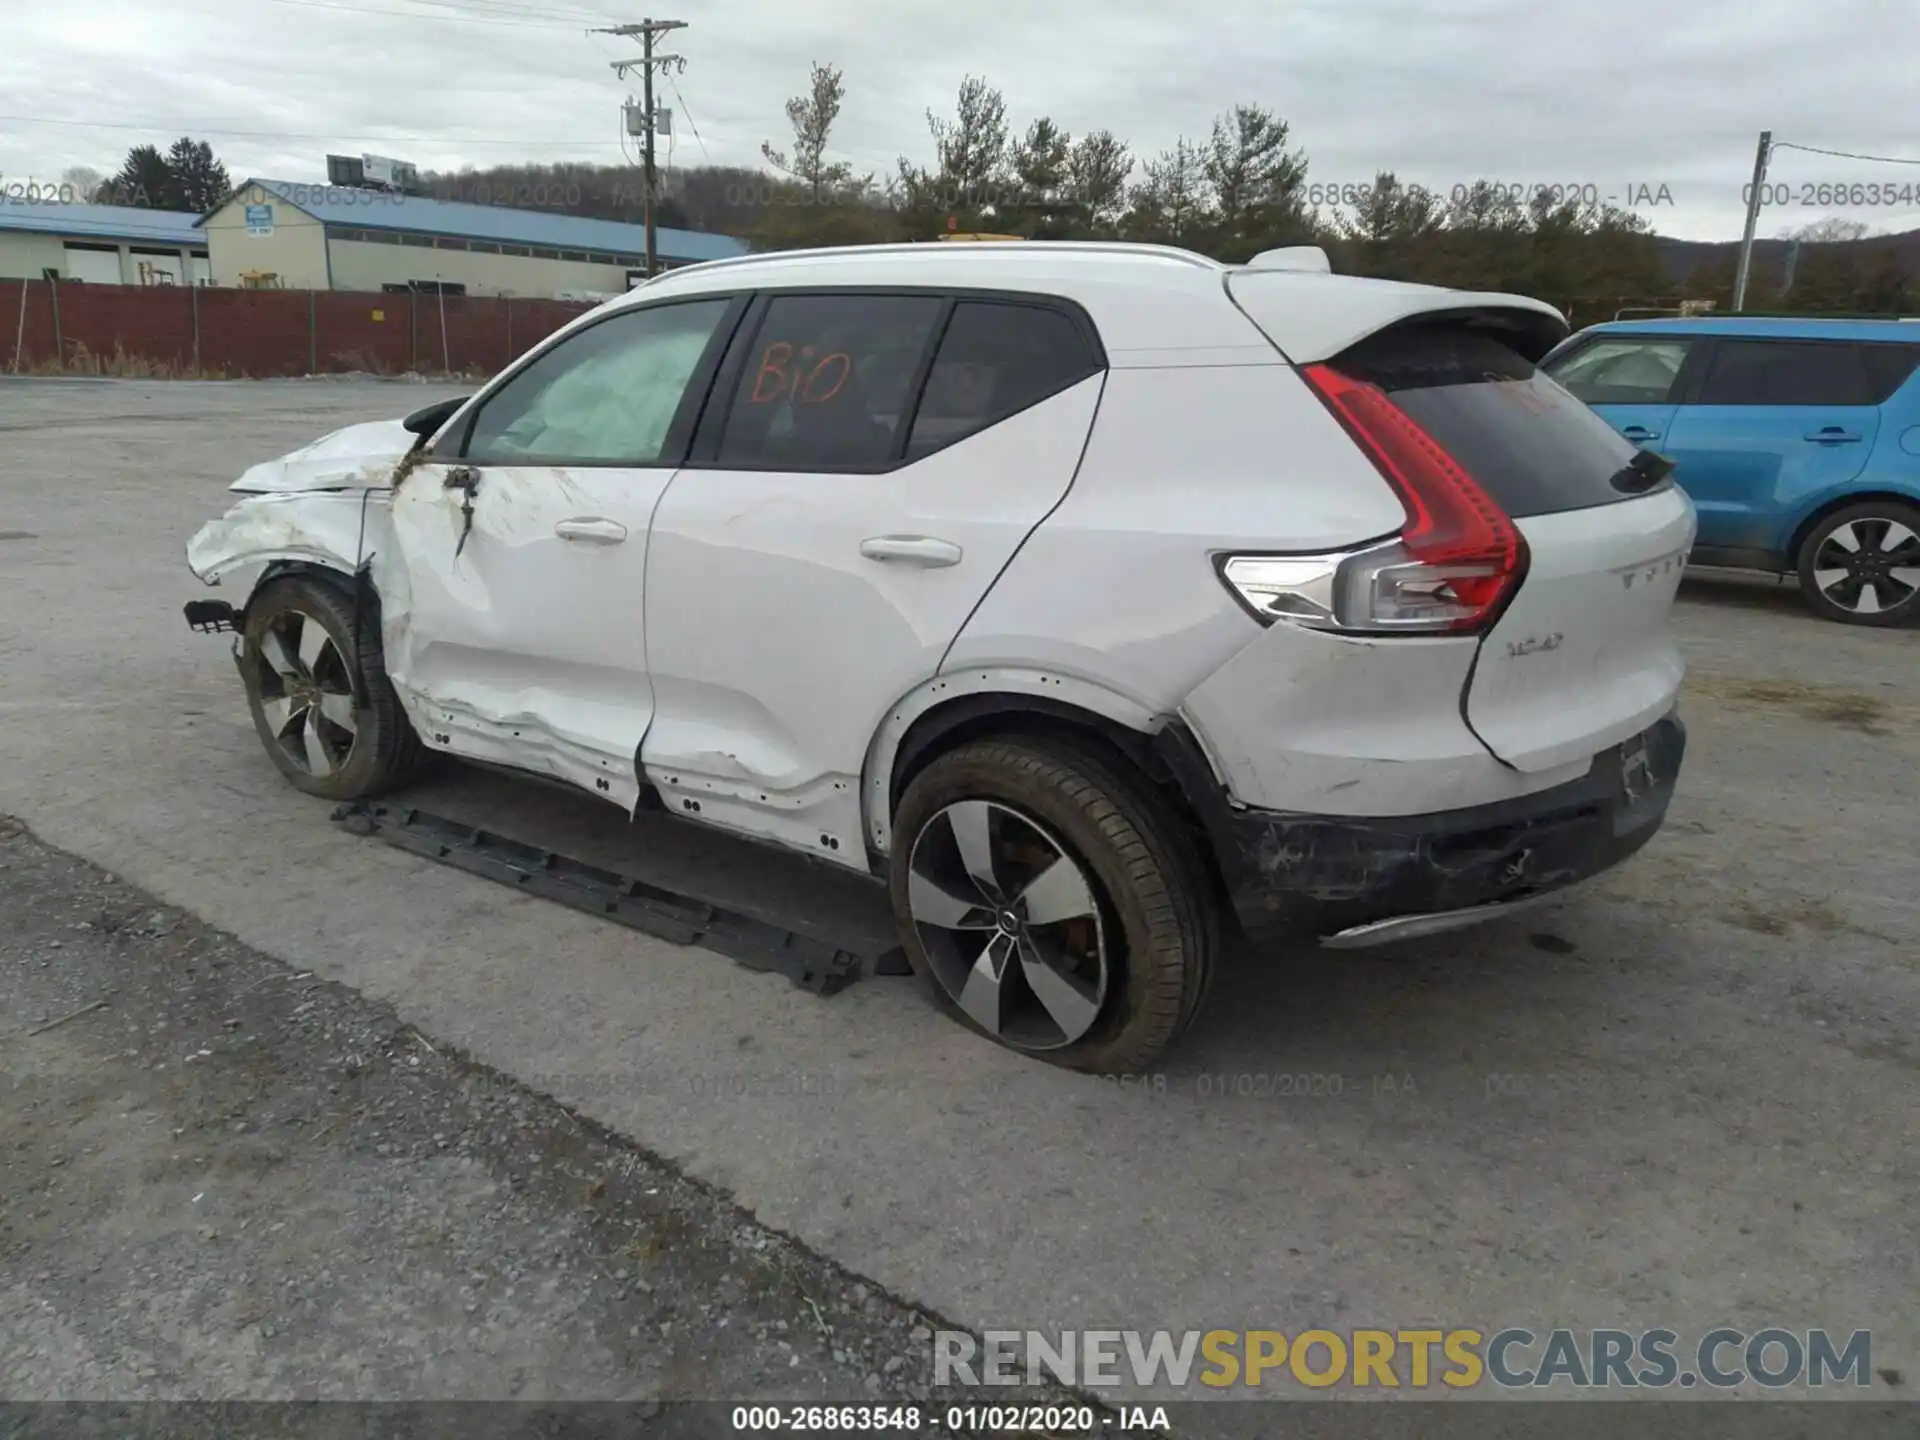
[
  {"left": 428, "top": 292, "right": 751, "bottom": 469},
  {"left": 683, "top": 284, "right": 1108, "bottom": 476}
]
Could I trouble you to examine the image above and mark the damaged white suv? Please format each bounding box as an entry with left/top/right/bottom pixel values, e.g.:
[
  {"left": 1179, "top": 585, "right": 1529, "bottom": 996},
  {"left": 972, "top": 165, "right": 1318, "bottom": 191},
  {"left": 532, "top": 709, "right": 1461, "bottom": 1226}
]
[{"left": 186, "top": 241, "right": 1692, "bottom": 1072}]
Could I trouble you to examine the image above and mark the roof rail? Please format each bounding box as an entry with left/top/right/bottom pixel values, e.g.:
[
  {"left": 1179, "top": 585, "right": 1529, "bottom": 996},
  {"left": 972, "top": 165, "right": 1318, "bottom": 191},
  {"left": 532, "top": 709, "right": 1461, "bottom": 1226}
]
[{"left": 645, "top": 239, "right": 1226, "bottom": 283}]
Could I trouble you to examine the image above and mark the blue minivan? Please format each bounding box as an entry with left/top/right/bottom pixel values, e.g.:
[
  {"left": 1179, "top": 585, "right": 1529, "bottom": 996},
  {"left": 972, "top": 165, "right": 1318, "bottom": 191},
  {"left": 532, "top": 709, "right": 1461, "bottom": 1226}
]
[{"left": 1542, "top": 317, "right": 1920, "bottom": 625}]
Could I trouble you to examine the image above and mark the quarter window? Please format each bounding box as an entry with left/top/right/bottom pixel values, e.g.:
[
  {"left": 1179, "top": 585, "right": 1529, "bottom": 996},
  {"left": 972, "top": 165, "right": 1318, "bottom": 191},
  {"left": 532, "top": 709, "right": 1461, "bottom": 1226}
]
[
  {"left": 906, "top": 301, "right": 1102, "bottom": 459},
  {"left": 714, "top": 294, "right": 946, "bottom": 470},
  {"left": 462, "top": 298, "right": 731, "bottom": 465},
  {"left": 1545, "top": 337, "right": 1692, "bottom": 405},
  {"left": 1696, "top": 340, "right": 1894, "bottom": 407}
]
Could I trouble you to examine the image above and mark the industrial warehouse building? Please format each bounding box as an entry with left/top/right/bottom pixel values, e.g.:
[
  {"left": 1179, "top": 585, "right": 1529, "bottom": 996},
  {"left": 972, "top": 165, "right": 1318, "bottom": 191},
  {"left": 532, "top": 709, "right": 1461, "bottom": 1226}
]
[
  {"left": 196, "top": 179, "right": 748, "bottom": 298},
  {"left": 0, "top": 200, "right": 211, "bottom": 285}
]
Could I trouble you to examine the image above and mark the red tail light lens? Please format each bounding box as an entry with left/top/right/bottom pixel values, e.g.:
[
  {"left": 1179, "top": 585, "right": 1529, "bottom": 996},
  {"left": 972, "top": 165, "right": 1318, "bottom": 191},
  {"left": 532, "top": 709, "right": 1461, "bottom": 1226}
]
[{"left": 1300, "top": 362, "right": 1525, "bottom": 632}]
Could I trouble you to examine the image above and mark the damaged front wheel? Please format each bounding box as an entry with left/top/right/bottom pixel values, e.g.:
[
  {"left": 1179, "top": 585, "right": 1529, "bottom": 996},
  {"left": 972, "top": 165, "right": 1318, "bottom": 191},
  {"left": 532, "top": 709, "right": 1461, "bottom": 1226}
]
[{"left": 240, "top": 573, "right": 426, "bottom": 800}]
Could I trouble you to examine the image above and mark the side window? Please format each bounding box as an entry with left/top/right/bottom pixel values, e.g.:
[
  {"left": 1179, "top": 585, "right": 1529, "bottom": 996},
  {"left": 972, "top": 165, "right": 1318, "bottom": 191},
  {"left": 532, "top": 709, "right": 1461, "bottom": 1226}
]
[
  {"left": 906, "top": 301, "right": 1102, "bottom": 459},
  {"left": 1862, "top": 345, "right": 1920, "bottom": 403},
  {"left": 715, "top": 294, "right": 945, "bottom": 470},
  {"left": 1696, "top": 340, "right": 1878, "bottom": 407},
  {"left": 462, "top": 298, "right": 731, "bottom": 464},
  {"left": 1544, "top": 337, "right": 1692, "bottom": 405}
]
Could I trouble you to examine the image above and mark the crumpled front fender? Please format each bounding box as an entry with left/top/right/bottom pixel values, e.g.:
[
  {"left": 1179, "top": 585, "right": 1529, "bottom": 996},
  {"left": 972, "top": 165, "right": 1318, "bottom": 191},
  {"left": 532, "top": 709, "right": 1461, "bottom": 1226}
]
[{"left": 186, "top": 490, "right": 376, "bottom": 585}]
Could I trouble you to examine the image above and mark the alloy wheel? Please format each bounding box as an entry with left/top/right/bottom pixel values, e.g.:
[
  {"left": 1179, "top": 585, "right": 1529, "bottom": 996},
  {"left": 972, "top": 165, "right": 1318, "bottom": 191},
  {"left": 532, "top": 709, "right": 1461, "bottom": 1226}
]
[
  {"left": 251, "top": 610, "right": 359, "bottom": 778},
  {"left": 1811, "top": 517, "right": 1920, "bottom": 616},
  {"left": 904, "top": 799, "right": 1110, "bottom": 1051}
]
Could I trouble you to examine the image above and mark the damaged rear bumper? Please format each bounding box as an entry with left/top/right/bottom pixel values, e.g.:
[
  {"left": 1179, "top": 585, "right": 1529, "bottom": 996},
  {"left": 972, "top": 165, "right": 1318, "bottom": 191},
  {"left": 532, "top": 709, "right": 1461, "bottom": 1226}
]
[{"left": 1163, "top": 714, "right": 1686, "bottom": 945}]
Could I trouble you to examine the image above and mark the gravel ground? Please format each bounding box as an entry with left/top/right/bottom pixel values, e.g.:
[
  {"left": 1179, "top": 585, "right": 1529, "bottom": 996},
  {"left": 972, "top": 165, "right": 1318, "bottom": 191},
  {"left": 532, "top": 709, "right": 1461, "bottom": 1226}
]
[{"left": 0, "top": 814, "right": 1081, "bottom": 1421}]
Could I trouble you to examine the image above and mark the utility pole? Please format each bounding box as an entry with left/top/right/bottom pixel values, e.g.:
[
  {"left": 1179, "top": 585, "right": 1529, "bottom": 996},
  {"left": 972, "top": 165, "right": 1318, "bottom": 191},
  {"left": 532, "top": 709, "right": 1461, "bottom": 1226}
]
[
  {"left": 596, "top": 18, "right": 686, "bottom": 279},
  {"left": 1732, "top": 129, "right": 1772, "bottom": 313}
]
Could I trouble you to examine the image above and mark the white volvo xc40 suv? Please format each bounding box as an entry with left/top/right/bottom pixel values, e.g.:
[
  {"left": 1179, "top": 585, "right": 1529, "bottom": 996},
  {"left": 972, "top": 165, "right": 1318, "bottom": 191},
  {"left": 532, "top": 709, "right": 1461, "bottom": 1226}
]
[{"left": 186, "top": 241, "right": 1693, "bottom": 1072}]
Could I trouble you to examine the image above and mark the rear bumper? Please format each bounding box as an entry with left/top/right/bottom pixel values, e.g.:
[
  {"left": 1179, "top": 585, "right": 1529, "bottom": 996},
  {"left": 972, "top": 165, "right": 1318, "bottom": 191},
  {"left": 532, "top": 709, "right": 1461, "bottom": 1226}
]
[{"left": 1158, "top": 714, "right": 1685, "bottom": 943}]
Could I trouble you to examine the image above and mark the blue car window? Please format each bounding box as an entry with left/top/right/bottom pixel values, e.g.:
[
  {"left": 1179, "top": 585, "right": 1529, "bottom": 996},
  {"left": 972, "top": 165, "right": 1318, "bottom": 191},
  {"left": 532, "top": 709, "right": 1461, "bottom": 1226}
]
[{"left": 1697, "top": 341, "right": 1890, "bottom": 407}]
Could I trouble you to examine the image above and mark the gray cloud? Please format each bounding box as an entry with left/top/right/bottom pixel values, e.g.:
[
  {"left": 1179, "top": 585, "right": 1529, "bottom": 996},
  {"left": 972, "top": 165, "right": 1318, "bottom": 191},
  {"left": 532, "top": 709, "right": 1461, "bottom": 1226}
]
[{"left": 4, "top": 0, "right": 1918, "bottom": 240}]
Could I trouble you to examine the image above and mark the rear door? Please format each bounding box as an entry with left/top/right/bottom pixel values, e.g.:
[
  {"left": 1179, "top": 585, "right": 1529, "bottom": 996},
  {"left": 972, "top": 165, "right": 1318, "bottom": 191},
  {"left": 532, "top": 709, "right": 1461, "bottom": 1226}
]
[
  {"left": 1328, "top": 323, "right": 1695, "bottom": 774},
  {"left": 1542, "top": 331, "right": 1697, "bottom": 451},
  {"left": 639, "top": 290, "right": 1106, "bottom": 860},
  {"left": 1659, "top": 339, "right": 1885, "bottom": 550}
]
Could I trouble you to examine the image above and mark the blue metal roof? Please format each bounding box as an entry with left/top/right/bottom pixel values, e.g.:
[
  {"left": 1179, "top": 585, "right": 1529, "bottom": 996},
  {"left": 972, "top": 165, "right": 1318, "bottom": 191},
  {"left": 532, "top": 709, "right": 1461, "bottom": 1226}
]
[
  {"left": 0, "top": 199, "right": 204, "bottom": 246},
  {"left": 1585, "top": 316, "right": 1920, "bottom": 342},
  {"left": 215, "top": 179, "right": 747, "bottom": 264}
]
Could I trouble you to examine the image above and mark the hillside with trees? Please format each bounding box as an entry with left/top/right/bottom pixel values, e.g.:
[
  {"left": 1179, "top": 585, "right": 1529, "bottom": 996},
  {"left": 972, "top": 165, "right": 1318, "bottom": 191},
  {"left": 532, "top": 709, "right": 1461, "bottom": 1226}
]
[
  {"left": 61, "top": 73, "right": 1917, "bottom": 320},
  {"left": 422, "top": 66, "right": 1916, "bottom": 320}
]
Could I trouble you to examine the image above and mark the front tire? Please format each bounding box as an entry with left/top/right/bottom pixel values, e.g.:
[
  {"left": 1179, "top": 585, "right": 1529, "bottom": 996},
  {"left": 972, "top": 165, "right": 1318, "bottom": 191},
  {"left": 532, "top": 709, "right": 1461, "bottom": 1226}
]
[
  {"left": 239, "top": 572, "right": 426, "bottom": 799},
  {"left": 1795, "top": 500, "right": 1920, "bottom": 626},
  {"left": 888, "top": 738, "right": 1215, "bottom": 1073}
]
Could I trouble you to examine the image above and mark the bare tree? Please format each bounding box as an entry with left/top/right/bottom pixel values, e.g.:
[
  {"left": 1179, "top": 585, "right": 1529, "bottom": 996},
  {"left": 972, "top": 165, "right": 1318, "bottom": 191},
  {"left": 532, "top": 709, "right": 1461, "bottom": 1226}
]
[
  {"left": 762, "top": 62, "right": 861, "bottom": 203},
  {"left": 897, "top": 75, "right": 1010, "bottom": 226},
  {"left": 1781, "top": 216, "right": 1873, "bottom": 244},
  {"left": 60, "top": 165, "right": 103, "bottom": 202}
]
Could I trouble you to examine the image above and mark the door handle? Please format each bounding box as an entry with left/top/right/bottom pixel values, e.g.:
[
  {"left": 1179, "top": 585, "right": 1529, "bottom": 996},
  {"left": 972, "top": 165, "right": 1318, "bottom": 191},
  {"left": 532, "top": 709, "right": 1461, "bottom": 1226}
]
[
  {"left": 554, "top": 517, "right": 628, "bottom": 544},
  {"left": 1804, "top": 427, "right": 1862, "bottom": 444},
  {"left": 1620, "top": 426, "right": 1661, "bottom": 442},
  {"left": 859, "top": 535, "right": 963, "bottom": 567}
]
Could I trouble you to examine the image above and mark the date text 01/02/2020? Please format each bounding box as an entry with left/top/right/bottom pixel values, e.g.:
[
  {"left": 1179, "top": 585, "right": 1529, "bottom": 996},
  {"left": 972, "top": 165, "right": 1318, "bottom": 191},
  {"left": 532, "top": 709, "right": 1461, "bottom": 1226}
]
[{"left": 728, "top": 1403, "right": 1156, "bottom": 1434}]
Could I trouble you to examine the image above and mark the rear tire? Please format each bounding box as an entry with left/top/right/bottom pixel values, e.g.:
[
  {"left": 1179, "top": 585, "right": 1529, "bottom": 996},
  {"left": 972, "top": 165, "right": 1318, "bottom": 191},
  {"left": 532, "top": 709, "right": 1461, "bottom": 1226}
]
[
  {"left": 239, "top": 572, "right": 427, "bottom": 800},
  {"left": 1794, "top": 500, "right": 1920, "bottom": 626},
  {"left": 888, "top": 738, "right": 1216, "bottom": 1073}
]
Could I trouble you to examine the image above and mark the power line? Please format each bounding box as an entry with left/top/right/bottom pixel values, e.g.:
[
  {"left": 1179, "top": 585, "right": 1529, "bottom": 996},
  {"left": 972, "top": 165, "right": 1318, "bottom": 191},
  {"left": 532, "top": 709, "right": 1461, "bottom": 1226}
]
[
  {"left": 249, "top": 0, "right": 595, "bottom": 29},
  {"left": 0, "top": 114, "right": 628, "bottom": 147},
  {"left": 1770, "top": 141, "right": 1920, "bottom": 168},
  {"left": 398, "top": 0, "right": 625, "bottom": 21},
  {"left": 662, "top": 72, "right": 710, "bottom": 164}
]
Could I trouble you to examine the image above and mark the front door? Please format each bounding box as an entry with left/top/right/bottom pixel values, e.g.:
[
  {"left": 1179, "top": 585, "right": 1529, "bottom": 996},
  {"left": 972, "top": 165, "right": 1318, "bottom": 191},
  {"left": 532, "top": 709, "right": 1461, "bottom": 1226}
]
[
  {"left": 639, "top": 290, "right": 1107, "bottom": 861},
  {"left": 1659, "top": 338, "right": 1880, "bottom": 551},
  {"left": 384, "top": 295, "right": 741, "bottom": 809}
]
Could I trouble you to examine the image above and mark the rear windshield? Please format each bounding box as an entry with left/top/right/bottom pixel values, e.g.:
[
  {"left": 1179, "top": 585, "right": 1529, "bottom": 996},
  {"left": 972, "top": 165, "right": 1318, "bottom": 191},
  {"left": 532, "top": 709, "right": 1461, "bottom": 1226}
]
[{"left": 1331, "top": 324, "right": 1647, "bottom": 518}]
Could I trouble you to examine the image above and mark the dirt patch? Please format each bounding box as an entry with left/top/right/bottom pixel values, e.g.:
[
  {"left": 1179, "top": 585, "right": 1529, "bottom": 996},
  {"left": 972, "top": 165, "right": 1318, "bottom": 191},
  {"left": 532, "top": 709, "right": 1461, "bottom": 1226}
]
[
  {"left": 1687, "top": 674, "right": 1898, "bottom": 736},
  {"left": 1724, "top": 895, "right": 1894, "bottom": 944}
]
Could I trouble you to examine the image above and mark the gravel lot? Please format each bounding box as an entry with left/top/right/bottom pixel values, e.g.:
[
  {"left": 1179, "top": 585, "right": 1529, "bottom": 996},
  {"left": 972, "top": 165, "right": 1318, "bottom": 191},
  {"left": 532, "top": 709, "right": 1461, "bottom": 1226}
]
[{"left": 1, "top": 376, "right": 1917, "bottom": 1421}]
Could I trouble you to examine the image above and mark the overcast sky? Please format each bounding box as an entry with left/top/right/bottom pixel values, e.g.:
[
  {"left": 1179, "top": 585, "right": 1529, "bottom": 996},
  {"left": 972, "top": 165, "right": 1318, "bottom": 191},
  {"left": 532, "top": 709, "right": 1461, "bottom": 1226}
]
[{"left": 4, "top": 0, "right": 1918, "bottom": 241}]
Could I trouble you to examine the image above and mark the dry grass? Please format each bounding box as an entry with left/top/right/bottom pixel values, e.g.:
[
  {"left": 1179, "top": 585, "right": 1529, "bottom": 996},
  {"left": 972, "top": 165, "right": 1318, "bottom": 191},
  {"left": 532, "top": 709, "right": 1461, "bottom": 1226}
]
[{"left": 21, "top": 340, "right": 228, "bottom": 381}]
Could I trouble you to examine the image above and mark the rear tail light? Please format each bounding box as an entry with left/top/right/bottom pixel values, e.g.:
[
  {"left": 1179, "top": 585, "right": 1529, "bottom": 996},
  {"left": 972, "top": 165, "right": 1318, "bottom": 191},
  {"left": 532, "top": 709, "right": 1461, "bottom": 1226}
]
[{"left": 1221, "top": 364, "right": 1526, "bottom": 636}]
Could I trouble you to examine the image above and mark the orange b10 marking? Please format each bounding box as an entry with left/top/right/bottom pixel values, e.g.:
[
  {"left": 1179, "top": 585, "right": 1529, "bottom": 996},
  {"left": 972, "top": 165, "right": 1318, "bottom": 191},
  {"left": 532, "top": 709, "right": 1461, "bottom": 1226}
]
[{"left": 751, "top": 342, "right": 852, "bottom": 405}]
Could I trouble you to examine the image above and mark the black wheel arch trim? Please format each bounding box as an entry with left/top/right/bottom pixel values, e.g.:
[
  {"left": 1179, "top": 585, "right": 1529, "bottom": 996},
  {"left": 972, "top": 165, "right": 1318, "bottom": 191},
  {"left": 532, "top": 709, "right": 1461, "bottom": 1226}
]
[{"left": 882, "top": 691, "right": 1239, "bottom": 928}]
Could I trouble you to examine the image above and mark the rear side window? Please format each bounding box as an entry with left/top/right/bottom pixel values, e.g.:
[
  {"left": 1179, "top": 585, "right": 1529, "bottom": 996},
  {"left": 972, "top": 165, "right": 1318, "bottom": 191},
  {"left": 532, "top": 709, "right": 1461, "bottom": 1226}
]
[
  {"left": 1545, "top": 336, "right": 1693, "bottom": 405},
  {"left": 1330, "top": 324, "right": 1643, "bottom": 518},
  {"left": 715, "top": 293, "right": 945, "bottom": 470},
  {"left": 1698, "top": 340, "right": 1917, "bottom": 406},
  {"left": 905, "top": 301, "right": 1101, "bottom": 459}
]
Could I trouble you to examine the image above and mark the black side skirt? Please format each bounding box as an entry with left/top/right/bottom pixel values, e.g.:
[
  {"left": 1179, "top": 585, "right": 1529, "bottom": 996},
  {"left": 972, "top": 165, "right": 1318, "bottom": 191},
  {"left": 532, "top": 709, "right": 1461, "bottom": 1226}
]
[{"left": 331, "top": 802, "right": 908, "bottom": 995}]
